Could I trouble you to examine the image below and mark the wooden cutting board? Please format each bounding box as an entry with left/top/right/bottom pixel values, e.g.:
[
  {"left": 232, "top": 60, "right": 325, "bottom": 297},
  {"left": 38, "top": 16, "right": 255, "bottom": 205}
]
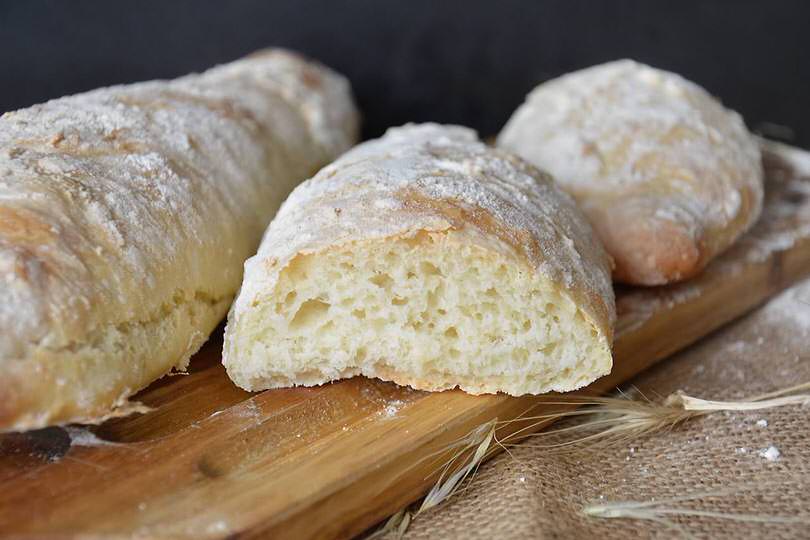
[{"left": 1, "top": 142, "right": 810, "bottom": 539}]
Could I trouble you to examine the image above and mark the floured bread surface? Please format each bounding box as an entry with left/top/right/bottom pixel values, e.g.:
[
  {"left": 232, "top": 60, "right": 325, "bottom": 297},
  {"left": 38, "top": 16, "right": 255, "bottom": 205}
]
[
  {"left": 497, "top": 60, "right": 764, "bottom": 285},
  {"left": 224, "top": 124, "right": 615, "bottom": 396},
  {"left": 0, "top": 49, "right": 359, "bottom": 431}
]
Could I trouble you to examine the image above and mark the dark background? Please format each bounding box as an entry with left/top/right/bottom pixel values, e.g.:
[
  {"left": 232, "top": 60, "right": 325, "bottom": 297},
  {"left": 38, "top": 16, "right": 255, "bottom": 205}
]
[{"left": 1, "top": 1, "right": 808, "bottom": 146}]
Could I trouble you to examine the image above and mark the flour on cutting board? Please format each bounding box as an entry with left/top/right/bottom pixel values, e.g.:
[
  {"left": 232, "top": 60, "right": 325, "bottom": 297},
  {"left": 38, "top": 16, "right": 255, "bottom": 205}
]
[
  {"left": 381, "top": 400, "right": 406, "bottom": 419},
  {"left": 758, "top": 280, "right": 810, "bottom": 336},
  {"left": 744, "top": 143, "right": 810, "bottom": 263},
  {"left": 616, "top": 285, "right": 702, "bottom": 337},
  {"left": 64, "top": 426, "right": 120, "bottom": 447}
]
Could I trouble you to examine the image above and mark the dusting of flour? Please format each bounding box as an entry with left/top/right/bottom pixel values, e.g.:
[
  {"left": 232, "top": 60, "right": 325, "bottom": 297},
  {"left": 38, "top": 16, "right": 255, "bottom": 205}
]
[{"left": 64, "top": 426, "right": 119, "bottom": 447}]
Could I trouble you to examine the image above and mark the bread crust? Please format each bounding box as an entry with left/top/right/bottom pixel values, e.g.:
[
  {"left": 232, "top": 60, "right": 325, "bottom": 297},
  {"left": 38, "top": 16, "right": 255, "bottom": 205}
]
[
  {"left": 498, "top": 60, "right": 764, "bottom": 285},
  {"left": 0, "top": 49, "right": 358, "bottom": 432},
  {"left": 224, "top": 124, "right": 615, "bottom": 394}
]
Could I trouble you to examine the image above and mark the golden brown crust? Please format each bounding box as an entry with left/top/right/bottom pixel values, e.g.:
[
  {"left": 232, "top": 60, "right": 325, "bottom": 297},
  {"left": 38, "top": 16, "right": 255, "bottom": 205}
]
[
  {"left": 396, "top": 187, "right": 544, "bottom": 266},
  {"left": 0, "top": 369, "right": 152, "bottom": 430},
  {"left": 583, "top": 196, "right": 704, "bottom": 285},
  {"left": 367, "top": 364, "right": 577, "bottom": 396}
]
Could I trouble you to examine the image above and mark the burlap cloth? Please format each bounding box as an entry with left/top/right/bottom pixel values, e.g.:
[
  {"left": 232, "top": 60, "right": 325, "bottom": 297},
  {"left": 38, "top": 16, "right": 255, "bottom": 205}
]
[{"left": 380, "top": 277, "right": 810, "bottom": 539}]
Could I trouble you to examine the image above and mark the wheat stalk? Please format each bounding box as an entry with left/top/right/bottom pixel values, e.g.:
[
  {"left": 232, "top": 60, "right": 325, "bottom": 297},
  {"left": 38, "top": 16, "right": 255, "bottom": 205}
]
[{"left": 584, "top": 488, "right": 810, "bottom": 538}]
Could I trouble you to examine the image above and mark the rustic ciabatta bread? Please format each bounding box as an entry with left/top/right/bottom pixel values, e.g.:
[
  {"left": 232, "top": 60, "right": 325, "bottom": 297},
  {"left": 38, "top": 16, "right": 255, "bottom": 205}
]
[
  {"left": 224, "top": 124, "right": 615, "bottom": 396},
  {"left": 0, "top": 49, "right": 358, "bottom": 431},
  {"left": 497, "top": 60, "right": 763, "bottom": 285}
]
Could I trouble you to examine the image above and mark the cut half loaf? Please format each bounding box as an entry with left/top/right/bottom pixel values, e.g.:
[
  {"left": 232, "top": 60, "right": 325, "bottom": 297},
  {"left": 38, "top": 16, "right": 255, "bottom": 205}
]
[{"left": 224, "top": 124, "right": 615, "bottom": 395}]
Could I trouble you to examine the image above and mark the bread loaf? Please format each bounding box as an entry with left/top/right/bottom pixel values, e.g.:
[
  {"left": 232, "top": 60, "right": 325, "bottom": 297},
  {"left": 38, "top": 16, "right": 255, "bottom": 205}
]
[
  {"left": 497, "top": 60, "right": 763, "bottom": 285},
  {"left": 223, "top": 124, "right": 615, "bottom": 396},
  {"left": 0, "top": 49, "right": 359, "bottom": 431}
]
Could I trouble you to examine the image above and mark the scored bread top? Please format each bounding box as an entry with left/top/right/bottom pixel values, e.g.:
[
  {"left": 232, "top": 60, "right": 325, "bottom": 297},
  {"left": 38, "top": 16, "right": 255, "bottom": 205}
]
[
  {"left": 498, "top": 59, "right": 762, "bottom": 201},
  {"left": 497, "top": 60, "right": 763, "bottom": 285},
  {"left": 229, "top": 123, "right": 616, "bottom": 346},
  {"left": 0, "top": 48, "right": 358, "bottom": 428}
]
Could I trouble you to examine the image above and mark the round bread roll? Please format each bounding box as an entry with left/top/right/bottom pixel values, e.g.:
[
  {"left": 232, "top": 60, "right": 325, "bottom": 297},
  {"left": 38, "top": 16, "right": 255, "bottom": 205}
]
[
  {"left": 224, "top": 124, "right": 615, "bottom": 396},
  {"left": 497, "top": 60, "right": 764, "bottom": 285}
]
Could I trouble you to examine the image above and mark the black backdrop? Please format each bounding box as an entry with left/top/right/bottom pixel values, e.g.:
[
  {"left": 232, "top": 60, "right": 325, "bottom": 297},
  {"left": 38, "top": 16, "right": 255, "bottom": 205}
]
[{"left": 1, "top": 1, "right": 808, "bottom": 146}]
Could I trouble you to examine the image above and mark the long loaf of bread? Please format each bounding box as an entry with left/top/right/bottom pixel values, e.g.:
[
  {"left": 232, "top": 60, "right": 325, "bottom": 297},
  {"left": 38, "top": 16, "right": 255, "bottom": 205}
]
[
  {"left": 0, "top": 49, "right": 358, "bottom": 431},
  {"left": 224, "top": 124, "right": 615, "bottom": 396}
]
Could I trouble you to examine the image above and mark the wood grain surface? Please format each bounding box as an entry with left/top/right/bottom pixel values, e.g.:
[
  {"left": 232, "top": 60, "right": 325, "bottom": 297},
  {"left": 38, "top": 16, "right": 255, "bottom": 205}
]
[{"left": 1, "top": 142, "right": 809, "bottom": 539}]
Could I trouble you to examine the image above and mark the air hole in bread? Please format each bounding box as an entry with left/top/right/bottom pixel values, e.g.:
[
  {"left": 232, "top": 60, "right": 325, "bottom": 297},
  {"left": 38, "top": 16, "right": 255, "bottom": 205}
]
[
  {"left": 289, "top": 298, "right": 330, "bottom": 329},
  {"left": 369, "top": 273, "right": 393, "bottom": 289}
]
